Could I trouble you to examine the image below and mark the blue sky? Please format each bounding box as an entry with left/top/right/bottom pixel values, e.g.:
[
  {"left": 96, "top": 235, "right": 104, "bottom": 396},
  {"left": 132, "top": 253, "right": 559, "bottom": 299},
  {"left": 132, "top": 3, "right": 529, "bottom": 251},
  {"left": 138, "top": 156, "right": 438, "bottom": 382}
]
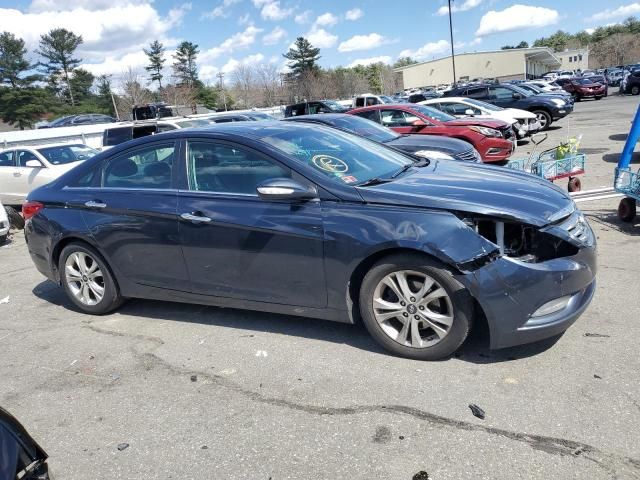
[{"left": 0, "top": 0, "right": 637, "bottom": 83}]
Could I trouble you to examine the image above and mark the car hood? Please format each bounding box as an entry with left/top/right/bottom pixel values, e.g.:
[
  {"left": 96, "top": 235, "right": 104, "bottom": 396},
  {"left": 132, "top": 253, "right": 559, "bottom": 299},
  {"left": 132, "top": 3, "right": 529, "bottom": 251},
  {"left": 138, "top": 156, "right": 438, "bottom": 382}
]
[
  {"left": 53, "top": 160, "right": 84, "bottom": 172},
  {"left": 388, "top": 134, "right": 472, "bottom": 154},
  {"left": 444, "top": 118, "right": 509, "bottom": 129},
  {"left": 356, "top": 160, "right": 573, "bottom": 227},
  {"left": 502, "top": 108, "right": 536, "bottom": 120}
]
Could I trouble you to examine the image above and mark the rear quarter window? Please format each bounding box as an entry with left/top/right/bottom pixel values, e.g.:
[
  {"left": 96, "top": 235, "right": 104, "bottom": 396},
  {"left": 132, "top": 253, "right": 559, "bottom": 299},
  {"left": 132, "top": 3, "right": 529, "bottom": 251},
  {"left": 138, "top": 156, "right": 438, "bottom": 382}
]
[{"left": 103, "top": 127, "right": 133, "bottom": 147}]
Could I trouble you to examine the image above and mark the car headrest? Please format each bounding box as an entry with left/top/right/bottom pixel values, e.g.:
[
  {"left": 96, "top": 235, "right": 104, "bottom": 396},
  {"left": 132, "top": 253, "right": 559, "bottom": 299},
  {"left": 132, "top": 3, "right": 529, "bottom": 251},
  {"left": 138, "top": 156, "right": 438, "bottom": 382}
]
[
  {"left": 109, "top": 158, "right": 137, "bottom": 178},
  {"left": 144, "top": 162, "right": 171, "bottom": 177}
]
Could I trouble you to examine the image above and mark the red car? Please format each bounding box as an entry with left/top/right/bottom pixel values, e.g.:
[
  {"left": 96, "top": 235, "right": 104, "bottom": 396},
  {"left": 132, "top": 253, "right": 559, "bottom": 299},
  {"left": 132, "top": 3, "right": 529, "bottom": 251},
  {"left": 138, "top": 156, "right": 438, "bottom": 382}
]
[
  {"left": 349, "top": 104, "right": 514, "bottom": 163},
  {"left": 561, "top": 78, "right": 606, "bottom": 101}
]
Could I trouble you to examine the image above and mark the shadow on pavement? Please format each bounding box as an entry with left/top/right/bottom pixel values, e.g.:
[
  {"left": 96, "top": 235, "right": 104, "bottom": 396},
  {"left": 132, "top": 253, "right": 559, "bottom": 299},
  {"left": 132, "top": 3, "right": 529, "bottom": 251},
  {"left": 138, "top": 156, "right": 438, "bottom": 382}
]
[
  {"left": 586, "top": 209, "right": 640, "bottom": 236},
  {"left": 603, "top": 151, "right": 640, "bottom": 164},
  {"left": 33, "top": 281, "right": 565, "bottom": 363},
  {"left": 609, "top": 133, "right": 628, "bottom": 142}
]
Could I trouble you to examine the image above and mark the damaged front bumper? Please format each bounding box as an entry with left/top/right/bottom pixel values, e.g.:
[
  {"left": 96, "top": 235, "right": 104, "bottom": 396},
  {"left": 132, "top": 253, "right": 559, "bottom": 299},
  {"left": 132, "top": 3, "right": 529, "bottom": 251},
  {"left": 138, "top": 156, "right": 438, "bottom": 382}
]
[{"left": 455, "top": 210, "right": 597, "bottom": 349}]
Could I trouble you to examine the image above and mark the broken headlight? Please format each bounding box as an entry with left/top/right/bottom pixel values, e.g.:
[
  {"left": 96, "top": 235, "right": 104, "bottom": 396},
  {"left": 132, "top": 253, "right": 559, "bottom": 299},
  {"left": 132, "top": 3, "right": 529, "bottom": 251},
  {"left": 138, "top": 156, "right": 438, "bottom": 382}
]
[{"left": 460, "top": 215, "right": 579, "bottom": 263}]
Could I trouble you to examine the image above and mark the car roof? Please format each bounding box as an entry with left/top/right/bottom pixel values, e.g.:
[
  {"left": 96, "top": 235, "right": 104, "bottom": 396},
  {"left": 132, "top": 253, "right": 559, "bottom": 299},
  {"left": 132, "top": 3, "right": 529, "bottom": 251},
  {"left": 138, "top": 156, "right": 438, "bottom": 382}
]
[
  {"left": 149, "top": 120, "right": 326, "bottom": 139},
  {"left": 0, "top": 143, "right": 92, "bottom": 152},
  {"left": 284, "top": 113, "right": 350, "bottom": 122}
]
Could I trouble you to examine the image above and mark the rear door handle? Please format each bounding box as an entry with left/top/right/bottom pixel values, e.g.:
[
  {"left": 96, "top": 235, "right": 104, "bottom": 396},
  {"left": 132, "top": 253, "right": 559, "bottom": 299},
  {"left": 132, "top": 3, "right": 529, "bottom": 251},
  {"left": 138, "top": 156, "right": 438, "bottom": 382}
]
[
  {"left": 84, "top": 200, "right": 107, "bottom": 209},
  {"left": 13, "top": 172, "right": 21, "bottom": 177},
  {"left": 180, "top": 213, "right": 211, "bottom": 223}
]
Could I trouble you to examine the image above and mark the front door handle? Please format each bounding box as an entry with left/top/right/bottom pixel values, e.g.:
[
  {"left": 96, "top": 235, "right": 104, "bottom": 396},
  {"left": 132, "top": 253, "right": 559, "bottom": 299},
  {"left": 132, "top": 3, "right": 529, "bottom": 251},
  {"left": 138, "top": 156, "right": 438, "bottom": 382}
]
[
  {"left": 84, "top": 200, "right": 107, "bottom": 209},
  {"left": 13, "top": 172, "right": 21, "bottom": 177},
  {"left": 180, "top": 213, "right": 212, "bottom": 223}
]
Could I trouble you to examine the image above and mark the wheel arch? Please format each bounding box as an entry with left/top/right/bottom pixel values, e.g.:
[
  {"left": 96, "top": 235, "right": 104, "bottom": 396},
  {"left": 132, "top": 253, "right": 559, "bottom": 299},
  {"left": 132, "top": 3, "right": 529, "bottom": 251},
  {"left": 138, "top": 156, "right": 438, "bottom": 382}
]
[{"left": 51, "top": 234, "right": 111, "bottom": 284}]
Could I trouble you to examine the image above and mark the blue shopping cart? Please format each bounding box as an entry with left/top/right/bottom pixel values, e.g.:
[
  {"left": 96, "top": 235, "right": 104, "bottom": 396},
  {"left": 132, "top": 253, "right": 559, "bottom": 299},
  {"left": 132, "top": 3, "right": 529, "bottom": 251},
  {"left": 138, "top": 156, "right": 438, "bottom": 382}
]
[
  {"left": 506, "top": 134, "right": 586, "bottom": 192},
  {"left": 614, "top": 104, "right": 640, "bottom": 222}
]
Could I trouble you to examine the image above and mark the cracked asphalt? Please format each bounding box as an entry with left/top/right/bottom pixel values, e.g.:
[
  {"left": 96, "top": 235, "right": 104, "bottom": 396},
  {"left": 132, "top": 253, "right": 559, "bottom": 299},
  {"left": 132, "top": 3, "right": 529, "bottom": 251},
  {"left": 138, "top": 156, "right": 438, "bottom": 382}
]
[{"left": 1, "top": 94, "right": 640, "bottom": 479}]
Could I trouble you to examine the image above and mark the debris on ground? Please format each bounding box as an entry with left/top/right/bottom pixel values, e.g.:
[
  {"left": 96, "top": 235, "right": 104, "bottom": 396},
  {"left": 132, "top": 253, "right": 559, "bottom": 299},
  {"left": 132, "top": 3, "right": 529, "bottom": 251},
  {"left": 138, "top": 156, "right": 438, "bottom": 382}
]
[
  {"left": 190, "top": 375, "right": 198, "bottom": 382},
  {"left": 468, "top": 403, "right": 486, "bottom": 420},
  {"left": 0, "top": 296, "right": 9, "bottom": 305},
  {"left": 201, "top": 445, "right": 208, "bottom": 450},
  {"left": 399, "top": 435, "right": 405, "bottom": 440},
  {"left": 573, "top": 446, "right": 585, "bottom": 456},
  {"left": 584, "top": 332, "right": 610, "bottom": 338},
  {"left": 594, "top": 374, "right": 602, "bottom": 379},
  {"left": 255, "top": 350, "right": 268, "bottom": 357},
  {"left": 413, "top": 471, "right": 430, "bottom": 480},
  {"left": 117, "top": 443, "right": 129, "bottom": 451}
]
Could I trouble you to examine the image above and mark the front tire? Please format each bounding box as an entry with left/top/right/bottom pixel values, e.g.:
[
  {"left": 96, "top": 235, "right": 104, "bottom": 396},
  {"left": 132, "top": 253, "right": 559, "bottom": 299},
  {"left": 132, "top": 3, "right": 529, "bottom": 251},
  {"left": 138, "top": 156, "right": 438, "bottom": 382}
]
[
  {"left": 632, "top": 86, "right": 640, "bottom": 96},
  {"left": 533, "top": 110, "right": 552, "bottom": 131},
  {"left": 59, "top": 242, "right": 123, "bottom": 314},
  {"left": 359, "top": 253, "right": 474, "bottom": 360},
  {"left": 618, "top": 197, "right": 637, "bottom": 223},
  {"left": 5, "top": 206, "right": 24, "bottom": 230}
]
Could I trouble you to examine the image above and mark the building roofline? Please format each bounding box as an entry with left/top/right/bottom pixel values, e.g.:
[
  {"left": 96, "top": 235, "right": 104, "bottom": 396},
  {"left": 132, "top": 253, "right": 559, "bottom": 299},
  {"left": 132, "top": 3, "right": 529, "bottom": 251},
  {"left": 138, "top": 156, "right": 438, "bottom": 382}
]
[{"left": 393, "top": 46, "right": 556, "bottom": 72}]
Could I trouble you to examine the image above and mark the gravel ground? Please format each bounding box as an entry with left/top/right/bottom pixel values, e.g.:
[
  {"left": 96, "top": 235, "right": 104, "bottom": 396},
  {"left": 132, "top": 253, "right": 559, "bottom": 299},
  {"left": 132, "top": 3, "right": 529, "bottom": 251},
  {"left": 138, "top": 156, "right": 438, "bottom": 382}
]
[{"left": 1, "top": 93, "right": 639, "bottom": 480}]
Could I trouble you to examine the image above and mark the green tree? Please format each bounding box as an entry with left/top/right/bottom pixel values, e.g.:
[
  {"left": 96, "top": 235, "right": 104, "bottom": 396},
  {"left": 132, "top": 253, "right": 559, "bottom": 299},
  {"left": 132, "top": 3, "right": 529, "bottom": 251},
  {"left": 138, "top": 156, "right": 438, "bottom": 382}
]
[
  {"left": 197, "top": 85, "right": 218, "bottom": 110},
  {"left": 0, "top": 87, "right": 51, "bottom": 130},
  {"left": 68, "top": 68, "right": 94, "bottom": 102},
  {"left": 173, "top": 41, "right": 199, "bottom": 87},
  {"left": 96, "top": 74, "right": 116, "bottom": 116},
  {"left": 37, "top": 28, "right": 83, "bottom": 105},
  {"left": 283, "top": 37, "right": 320, "bottom": 77},
  {"left": 144, "top": 40, "right": 165, "bottom": 90},
  {"left": 393, "top": 56, "right": 418, "bottom": 68},
  {"left": 0, "top": 32, "right": 33, "bottom": 88}
]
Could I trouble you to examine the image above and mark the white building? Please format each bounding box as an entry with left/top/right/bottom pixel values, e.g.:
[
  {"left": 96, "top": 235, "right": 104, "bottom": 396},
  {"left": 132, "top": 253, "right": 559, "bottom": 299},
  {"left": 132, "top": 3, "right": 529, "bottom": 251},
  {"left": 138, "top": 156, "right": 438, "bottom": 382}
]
[{"left": 554, "top": 48, "right": 590, "bottom": 72}]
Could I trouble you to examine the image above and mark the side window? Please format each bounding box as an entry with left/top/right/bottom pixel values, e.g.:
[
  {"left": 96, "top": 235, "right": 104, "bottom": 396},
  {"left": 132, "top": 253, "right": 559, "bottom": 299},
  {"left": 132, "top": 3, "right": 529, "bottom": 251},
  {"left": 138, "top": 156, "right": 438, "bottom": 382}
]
[
  {"left": 355, "top": 97, "right": 365, "bottom": 107},
  {"left": 489, "top": 86, "right": 515, "bottom": 100},
  {"left": 103, "top": 143, "right": 175, "bottom": 189},
  {"left": 69, "top": 166, "right": 100, "bottom": 188},
  {"left": 307, "top": 103, "right": 320, "bottom": 114},
  {"left": 103, "top": 127, "right": 133, "bottom": 147},
  {"left": 353, "top": 110, "right": 381, "bottom": 124},
  {"left": 466, "top": 87, "right": 488, "bottom": 99},
  {"left": 380, "top": 110, "right": 418, "bottom": 127},
  {"left": 0, "top": 151, "right": 14, "bottom": 167},
  {"left": 16, "top": 150, "right": 40, "bottom": 167},
  {"left": 187, "top": 141, "right": 290, "bottom": 195},
  {"left": 365, "top": 97, "right": 378, "bottom": 106},
  {"left": 157, "top": 124, "right": 177, "bottom": 132},
  {"left": 440, "top": 103, "right": 473, "bottom": 115}
]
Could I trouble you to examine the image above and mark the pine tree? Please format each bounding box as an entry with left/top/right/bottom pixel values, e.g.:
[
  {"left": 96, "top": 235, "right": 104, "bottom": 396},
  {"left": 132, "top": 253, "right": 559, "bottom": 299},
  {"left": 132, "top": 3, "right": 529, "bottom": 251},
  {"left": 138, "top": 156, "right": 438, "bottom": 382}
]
[
  {"left": 37, "top": 28, "right": 83, "bottom": 105},
  {"left": 0, "top": 31, "right": 32, "bottom": 88},
  {"left": 283, "top": 37, "right": 320, "bottom": 78},
  {"left": 173, "top": 41, "right": 199, "bottom": 87},
  {"left": 144, "top": 40, "right": 165, "bottom": 90}
]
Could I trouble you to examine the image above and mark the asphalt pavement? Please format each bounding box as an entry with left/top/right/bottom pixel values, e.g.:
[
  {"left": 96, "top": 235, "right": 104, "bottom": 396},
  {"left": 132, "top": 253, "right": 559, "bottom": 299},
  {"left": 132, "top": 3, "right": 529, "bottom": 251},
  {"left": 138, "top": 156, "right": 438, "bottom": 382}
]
[{"left": 1, "top": 94, "right": 640, "bottom": 479}]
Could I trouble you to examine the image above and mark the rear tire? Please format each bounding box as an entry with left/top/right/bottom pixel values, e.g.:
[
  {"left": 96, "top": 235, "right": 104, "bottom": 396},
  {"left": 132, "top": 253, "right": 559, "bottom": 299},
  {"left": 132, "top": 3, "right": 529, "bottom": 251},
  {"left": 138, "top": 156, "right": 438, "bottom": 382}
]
[
  {"left": 0, "top": 234, "right": 6, "bottom": 245},
  {"left": 59, "top": 242, "right": 124, "bottom": 314},
  {"left": 359, "top": 253, "right": 474, "bottom": 360},
  {"left": 632, "top": 86, "right": 640, "bottom": 96},
  {"left": 533, "top": 110, "right": 552, "bottom": 131},
  {"left": 5, "top": 206, "right": 24, "bottom": 230},
  {"left": 567, "top": 177, "right": 582, "bottom": 192},
  {"left": 618, "top": 197, "right": 637, "bottom": 223}
]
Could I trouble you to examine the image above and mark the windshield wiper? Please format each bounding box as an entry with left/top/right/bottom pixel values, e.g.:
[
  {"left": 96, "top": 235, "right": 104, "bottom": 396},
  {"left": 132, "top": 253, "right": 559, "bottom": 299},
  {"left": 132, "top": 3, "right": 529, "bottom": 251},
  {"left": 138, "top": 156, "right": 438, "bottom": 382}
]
[
  {"left": 357, "top": 177, "right": 393, "bottom": 187},
  {"left": 391, "top": 158, "right": 430, "bottom": 178}
]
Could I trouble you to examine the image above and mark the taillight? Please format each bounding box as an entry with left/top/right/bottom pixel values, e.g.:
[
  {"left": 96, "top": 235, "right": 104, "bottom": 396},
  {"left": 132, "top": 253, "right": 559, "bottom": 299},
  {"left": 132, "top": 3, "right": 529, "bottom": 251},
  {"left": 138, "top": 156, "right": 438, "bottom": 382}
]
[{"left": 22, "top": 201, "right": 44, "bottom": 220}]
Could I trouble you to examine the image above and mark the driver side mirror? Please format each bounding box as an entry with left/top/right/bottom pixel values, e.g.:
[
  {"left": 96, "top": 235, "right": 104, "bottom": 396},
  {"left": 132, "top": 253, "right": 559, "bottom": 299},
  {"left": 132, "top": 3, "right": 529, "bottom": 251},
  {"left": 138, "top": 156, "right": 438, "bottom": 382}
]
[
  {"left": 464, "top": 109, "right": 476, "bottom": 116},
  {"left": 25, "top": 159, "right": 45, "bottom": 168},
  {"left": 512, "top": 92, "right": 523, "bottom": 99},
  {"left": 257, "top": 178, "right": 317, "bottom": 201},
  {"left": 411, "top": 119, "right": 427, "bottom": 131}
]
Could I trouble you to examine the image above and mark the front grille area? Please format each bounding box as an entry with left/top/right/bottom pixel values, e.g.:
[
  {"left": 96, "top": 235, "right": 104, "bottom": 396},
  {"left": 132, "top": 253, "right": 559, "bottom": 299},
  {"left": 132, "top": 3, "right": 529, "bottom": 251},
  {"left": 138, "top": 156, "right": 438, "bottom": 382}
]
[
  {"left": 559, "top": 211, "right": 594, "bottom": 247},
  {"left": 501, "top": 127, "right": 514, "bottom": 139},
  {"left": 456, "top": 149, "right": 479, "bottom": 162}
]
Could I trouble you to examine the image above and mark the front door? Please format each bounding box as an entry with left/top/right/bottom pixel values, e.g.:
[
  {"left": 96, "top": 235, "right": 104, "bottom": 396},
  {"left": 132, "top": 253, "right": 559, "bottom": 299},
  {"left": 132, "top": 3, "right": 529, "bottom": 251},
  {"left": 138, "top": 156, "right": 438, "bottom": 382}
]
[
  {"left": 177, "top": 139, "right": 326, "bottom": 308},
  {"left": 78, "top": 140, "right": 189, "bottom": 290}
]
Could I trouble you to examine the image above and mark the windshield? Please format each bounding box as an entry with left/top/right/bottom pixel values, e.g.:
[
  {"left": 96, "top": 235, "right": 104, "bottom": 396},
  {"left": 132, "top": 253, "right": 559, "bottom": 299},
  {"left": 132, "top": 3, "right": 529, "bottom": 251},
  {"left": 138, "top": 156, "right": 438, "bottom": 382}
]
[
  {"left": 259, "top": 126, "right": 412, "bottom": 185},
  {"left": 248, "top": 112, "right": 276, "bottom": 120},
  {"left": 511, "top": 85, "right": 533, "bottom": 97},
  {"left": 523, "top": 84, "right": 543, "bottom": 93},
  {"left": 380, "top": 96, "right": 395, "bottom": 104},
  {"left": 575, "top": 78, "right": 594, "bottom": 85},
  {"left": 318, "top": 115, "right": 399, "bottom": 143},
  {"left": 49, "top": 116, "right": 74, "bottom": 126},
  {"left": 464, "top": 98, "right": 503, "bottom": 112},
  {"left": 409, "top": 104, "right": 456, "bottom": 122},
  {"left": 323, "top": 100, "right": 347, "bottom": 111},
  {"left": 37, "top": 144, "right": 99, "bottom": 165},
  {"left": 175, "top": 119, "right": 213, "bottom": 128}
]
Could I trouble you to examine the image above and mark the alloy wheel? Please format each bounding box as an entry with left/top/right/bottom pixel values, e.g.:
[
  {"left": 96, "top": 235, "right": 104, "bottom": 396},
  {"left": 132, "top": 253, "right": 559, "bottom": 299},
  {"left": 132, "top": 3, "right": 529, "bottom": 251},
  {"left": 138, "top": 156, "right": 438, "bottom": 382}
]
[
  {"left": 372, "top": 270, "right": 453, "bottom": 348},
  {"left": 535, "top": 112, "right": 548, "bottom": 129},
  {"left": 64, "top": 252, "right": 105, "bottom": 306}
]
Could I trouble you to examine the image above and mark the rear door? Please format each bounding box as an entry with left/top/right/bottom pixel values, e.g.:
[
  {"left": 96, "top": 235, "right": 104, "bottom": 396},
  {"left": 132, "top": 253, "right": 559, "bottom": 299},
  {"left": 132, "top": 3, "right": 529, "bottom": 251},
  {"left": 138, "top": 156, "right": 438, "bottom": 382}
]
[
  {"left": 0, "top": 150, "right": 18, "bottom": 204},
  {"left": 177, "top": 139, "right": 326, "bottom": 307},
  {"left": 76, "top": 140, "right": 189, "bottom": 290}
]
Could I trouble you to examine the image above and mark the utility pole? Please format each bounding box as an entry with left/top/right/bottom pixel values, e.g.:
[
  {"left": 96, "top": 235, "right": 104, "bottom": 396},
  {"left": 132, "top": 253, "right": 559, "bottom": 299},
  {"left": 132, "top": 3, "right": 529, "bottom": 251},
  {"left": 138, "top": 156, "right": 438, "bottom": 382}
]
[
  {"left": 217, "top": 72, "right": 227, "bottom": 111},
  {"left": 448, "top": 0, "right": 457, "bottom": 85}
]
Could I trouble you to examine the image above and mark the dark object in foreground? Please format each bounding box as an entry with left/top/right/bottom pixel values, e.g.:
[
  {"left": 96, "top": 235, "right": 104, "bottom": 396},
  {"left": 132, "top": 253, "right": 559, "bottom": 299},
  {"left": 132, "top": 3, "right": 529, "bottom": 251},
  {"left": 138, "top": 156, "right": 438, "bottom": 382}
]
[
  {"left": 468, "top": 403, "right": 486, "bottom": 419},
  {"left": 584, "top": 332, "right": 610, "bottom": 338},
  {"left": 117, "top": 443, "right": 129, "bottom": 451},
  {"left": 0, "top": 406, "right": 49, "bottom": 480},
  {"left": 413, "top": 471, "right": 430, "bottom": 480}
]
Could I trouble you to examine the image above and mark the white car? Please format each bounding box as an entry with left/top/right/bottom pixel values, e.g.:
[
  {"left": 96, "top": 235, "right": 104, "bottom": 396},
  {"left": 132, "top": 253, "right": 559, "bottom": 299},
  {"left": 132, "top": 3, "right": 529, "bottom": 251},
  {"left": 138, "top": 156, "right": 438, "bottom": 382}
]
[
  {"left": 0, "top": 143, "right": 99, "bottom": 205},
  {"left": 420, "top": 97, "right": 541, "bottom": 139},
  {"left": 0, "top": 200, "right": 9, "bottom": 244}
]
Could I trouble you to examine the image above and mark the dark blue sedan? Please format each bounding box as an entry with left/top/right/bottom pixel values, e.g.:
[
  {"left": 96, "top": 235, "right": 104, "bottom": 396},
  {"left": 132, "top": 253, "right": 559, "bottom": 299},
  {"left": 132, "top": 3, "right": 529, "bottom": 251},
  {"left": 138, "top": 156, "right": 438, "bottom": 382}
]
[{"left": 23, "top": 122, "right": 596, "bottom": 360}]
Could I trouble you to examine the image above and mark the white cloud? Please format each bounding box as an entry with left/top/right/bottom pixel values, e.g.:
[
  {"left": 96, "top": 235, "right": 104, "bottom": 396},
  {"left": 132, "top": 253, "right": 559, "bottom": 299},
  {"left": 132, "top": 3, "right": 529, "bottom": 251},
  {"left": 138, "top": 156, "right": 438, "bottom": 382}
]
[
  {"left": 315, "top": 12, "right": 339, "bottom": 27},
  {"left": 587, "top": 3, "right": 640, "bottom": 21},
  {"left": 345, "top": 8, "right": 363, "bottom": 20},
  {"left": 476, "top": 5, "right": 559, "bottom": 36},
  {"left": 202, "top": 0, "right": 241, "bottom": 19},
  {"left": 222, "top": 53, "right": 265, "bottom": 73},
  {"left": 585, "top": 27, "right": 596, "bottom": 34},
  {"left": 201, "top": 25, "right": 263, "bottom": 62},
  {"left": 200, "top": 64, "right": 220, "bottom": 83},
  {"left": 263, "top": 26, "right": 286, "bottom": 45},
  {"left": 0, "top": 2, "right": 189, "bottom": 66},
  {"left": 254, "top": 0, "right": 292, "bottom": 21},
  {"left": 295, "top": 9, "right": 312, "bottom": 24},
  {"left": 347, "top": 56, "right": 391, "bottom": 67},
  {"left": 454, "top": 37, "right": 482, "bottom": 49},
  {"left": 399, "top": 39, "right": 450, "bottom": 60},
  {"left": 29, "top": 0, "right": 131, "bottom": 12},
  {"left": 338, "top": 33, "right": 386, "bottom": 52},
  {"left": 436, "top": 0, "right": 482, "bottom": 16},
  {"left": 306, "top": 27, "right": 338, "bottom": 48}
]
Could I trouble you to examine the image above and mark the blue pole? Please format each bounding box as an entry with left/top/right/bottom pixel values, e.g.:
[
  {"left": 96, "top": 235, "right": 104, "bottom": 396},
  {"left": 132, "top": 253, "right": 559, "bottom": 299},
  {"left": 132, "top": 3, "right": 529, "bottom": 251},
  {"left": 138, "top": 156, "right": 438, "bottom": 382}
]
[{"left": 618, "top": 103, "right": 640, "bottom": 169}]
